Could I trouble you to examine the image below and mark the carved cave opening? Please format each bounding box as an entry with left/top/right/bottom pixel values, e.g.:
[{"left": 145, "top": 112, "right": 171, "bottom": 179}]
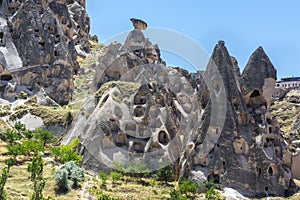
[
  {"left": 0, "top": 74, "right": 13, "bottom": 81},
  {"left": 208, "top": 173, "right": 220, "bottom": 184},
  {"left": 268, "top": 166, "right": 273, "bottom": 176},
  {"left": 158, "top": 130, "right": 169, "bottom": 145},
  {"left": 266, "top": 118, "right": 272, "bottom": 125},
  {"left": 250, "top": 89, "right": 260, "bottom": 98},
  {"left": 265, "top": 186, "right": 269, "bottom": 192},
  {"left": 134, "top": 106, "right": 144, "bottom": 117},
  {"left": 132, "top": 142, "right": 144, "bottom": 153},
  {"left": 134, "top": 93, "right": 147, "bottom": 105},
  {"left": 54, "top": 50, "right": 59, "bottom": 57}
]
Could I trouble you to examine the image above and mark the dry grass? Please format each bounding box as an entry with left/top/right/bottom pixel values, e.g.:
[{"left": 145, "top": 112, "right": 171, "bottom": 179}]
[{"left": 270, "top": 100, "right": 299, "bottom": 133}]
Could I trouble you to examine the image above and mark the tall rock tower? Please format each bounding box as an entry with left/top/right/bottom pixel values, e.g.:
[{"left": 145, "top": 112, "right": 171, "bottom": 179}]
[{"left": 181, "top": 42, "right": 295, "bottom": 197}]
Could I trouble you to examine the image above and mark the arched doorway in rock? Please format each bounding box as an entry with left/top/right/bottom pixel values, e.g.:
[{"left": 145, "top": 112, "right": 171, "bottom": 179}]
[{"left": 158, "top": 130, "right": 169, "bottom": 145}]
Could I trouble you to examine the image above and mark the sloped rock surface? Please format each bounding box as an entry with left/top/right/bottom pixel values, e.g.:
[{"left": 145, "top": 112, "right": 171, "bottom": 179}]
[
  {"left": 65, "top": 26, "right": 198, "bottom": 171},
  {"left": 181, "top": 41, "right": 295, "bottom": 197},
  {"left": 64, "top": 20, "right": 296, "bottom": 198},
  {"left": 0, "top": 0, "right": 90, "bottom": 105}
]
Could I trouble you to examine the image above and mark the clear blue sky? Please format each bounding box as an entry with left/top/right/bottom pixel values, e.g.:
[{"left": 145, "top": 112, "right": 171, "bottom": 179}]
[{"left": 86, "top": 0, "right": 300, "bottom": 79}]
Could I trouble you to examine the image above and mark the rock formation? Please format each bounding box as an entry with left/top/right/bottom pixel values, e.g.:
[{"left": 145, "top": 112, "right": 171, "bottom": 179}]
[
  {"left": 181, "top": 43, "right": 295, "bottom": 197},
  {"left": 62, "top": 19, "right": 296, "bottom": 198},
  {"left": 130, "top": 18, "right": 147, "bottom": 30},
  {"left": 0, "top": 0, "right": 90, "bottom": 105},
  {"left": 65, "top": 21, "right": 198, "bottom": 172},
  {"left": 290, "top": 111, "right": 300, "bottom": 179}
]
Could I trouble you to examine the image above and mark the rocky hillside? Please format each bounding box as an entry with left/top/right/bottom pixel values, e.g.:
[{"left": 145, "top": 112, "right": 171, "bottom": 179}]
[
  {"left": 271, "top": 90, "right": 300, "bottom": 152},
  {"left": 0, "top": 0, "right": 90, "bottom": 105},
  {"left": 60, "top": 21, "right": 298, "bottom": 197},
  {"left": 0, "top": 2, "right": 299, "bottom": 199}
]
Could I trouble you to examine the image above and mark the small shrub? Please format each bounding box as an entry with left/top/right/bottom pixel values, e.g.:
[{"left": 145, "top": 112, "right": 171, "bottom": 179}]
[
  {"left": 1, "top": 128, "right": 21, "bottom": 144},
  {"left": 99, "top": 171, "right": 108, "bottom": 185},
  {"left": 169, "top": 189, "right": 189, "bottom": 200},
  {"left": 54, "top": 161, "right": 84, "bottom": 191},
  {"left": 64, "top": 161, "right": 84, "bottom": 188},
  {"left": 54, "top": 168, "right": 70, "bottom": 192},
  {"left": 50, "top": 137, "right": 81, "bottom": 164},
  {"left": 179, "top": 178, "right": 198, "bottom": 197},
  {"left": 156, "top": 161, "right": 174, "bottom": 184},
  {"left": 110, "top": 171, "right": 122, "bottom": 184},
  {"left": 33, "top": 128, "right": 55, "bottom": 146},
  {"left": 205, "top": 187, "right": 222, "bottom": 200}
]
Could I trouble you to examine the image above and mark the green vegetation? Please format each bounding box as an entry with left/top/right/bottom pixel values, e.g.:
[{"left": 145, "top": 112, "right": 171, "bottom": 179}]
[
  {"left": 156, "top": 161, "right": 174, "bottom": 185},
  {"left": 54, "top": 161, "right": 84, "bottom": 193},
  {"left": 28, "top": 154, "right": 47, "bottom": 200},
  {"left": 0, "top": 167, "right": 9, "bottom": 200},
  {"left": 203, "top": 181, "right": 222, "bottom": 200},
  {"left": 94, "top": 81, "right": 139, "bottom": 104},
  {"left": 54, "top": 168, "right": 70, "bottom": 193},
  {"left": 99, "top": 171, "right": 108, "bottom": 186},
  {"left": 33, "top": 128, "right": 55, "bottom": 146},
  {"left": 110, "top": 171, "right": 122, "bottom": 184},
  {"left": 50, "top": 137, "right": 82, "bottom": 164}
]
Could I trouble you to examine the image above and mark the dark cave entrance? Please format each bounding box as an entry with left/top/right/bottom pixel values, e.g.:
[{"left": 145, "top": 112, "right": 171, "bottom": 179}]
[{"left": 208, "top": 173, "right": 220, "bottom": 184}]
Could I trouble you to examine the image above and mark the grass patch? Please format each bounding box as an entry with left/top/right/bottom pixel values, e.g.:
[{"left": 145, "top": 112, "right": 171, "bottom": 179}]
[{"left": 94, "top": 81, "right": 139, "bottom": 103}]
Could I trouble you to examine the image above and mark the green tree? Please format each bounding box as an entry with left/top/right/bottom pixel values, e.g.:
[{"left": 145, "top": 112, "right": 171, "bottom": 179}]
[
  {"left": 179, "top": 178, "right": 198, "bottom": 197},
  {"left": 64, "top": 161, "right": 84, "bottom": 188},
  {"left": 8, "top": 139, "right": 44, "bottom": 157},
  {"left": 28, "top": 154, "right": 47, "bottom": 200},
  {"left": 0, "top": 168, "right": 9, "bottom": 200},
  {"left": 14, "top": 122, "right": 26, "bottom": 134},
  {"left": 33, "top": 128, "right": 55, "bottom": 146},
  {"left": 24, "top": 130, "right": 34, "bottom": 139},
  {"left": 203, "top": 181, "right": 222, "bottom": 200},
  {"left": 54, "top": 161, "right": 84, "bottom": 192},
  {"left": 4, "top": 158, "right": 16, "bottom": 171},
  {"left": 50, "top": 137, "right": 81, "bottom": 164},
  {"left": 156, "top": 161, "right": 174, "bottom": 184},
  {"left": 54, "top": 168, "right": 70, "bottom": 192},
  {"left": 1, "top": 128, "right": 21, "bottom": 144},
  {"left": 7, "top": 142, "right": 25, "bottom": 157}
]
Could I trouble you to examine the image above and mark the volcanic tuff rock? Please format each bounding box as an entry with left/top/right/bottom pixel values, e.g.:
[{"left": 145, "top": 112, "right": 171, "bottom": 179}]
[
  {"left": 0, "top": 0, "right": 90, "bottom": 105},
  {"left": 181, "top": 42, "right": 295, "bottom": 197},
  {"left": 65, "top": 22, "right": 198, "bottom": 172},
  {"left": 63, "top": 19, "right": 296, "bottom": 197}
]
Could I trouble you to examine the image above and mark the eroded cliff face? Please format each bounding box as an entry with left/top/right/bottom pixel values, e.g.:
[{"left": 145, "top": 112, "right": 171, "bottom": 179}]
[
  {"left": 0, "top": 0, "right": 90, "bottom": 105},
  {"left": 181, "top": 43, "right": 295, "bottom": 197},
  {"left": 65, "top": 24, "right": 199, "bottom": 172},
  {"left": 63, "top": 20, "right": 296, "bottom": 197}
]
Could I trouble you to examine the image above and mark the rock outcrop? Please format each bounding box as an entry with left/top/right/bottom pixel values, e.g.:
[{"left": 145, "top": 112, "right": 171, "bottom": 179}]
[
  {"left": 65, "top": 21, "right": 198, "bottom": 172},
  {"left": 291, "top": 111, "right": 300, "bottom": 179},
  {"left": 0, "top": 0, "right": 90, "bottom": 105},
  {"left": 180, "top": 43, "right": 295, "bottom": 197},
  {"left": 63, "top": 19, "right": 296, "bottom": 198}
]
